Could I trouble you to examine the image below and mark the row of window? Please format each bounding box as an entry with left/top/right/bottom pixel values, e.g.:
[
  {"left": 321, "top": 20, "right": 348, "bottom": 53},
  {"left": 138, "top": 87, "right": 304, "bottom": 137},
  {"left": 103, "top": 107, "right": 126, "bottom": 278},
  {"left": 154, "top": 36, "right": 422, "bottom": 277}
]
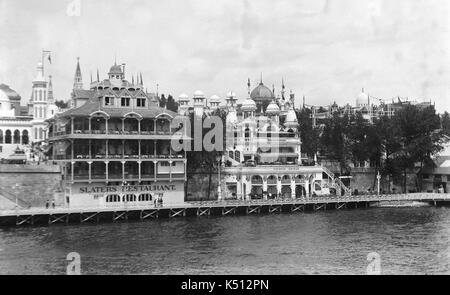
[
  {"left": 105, "top": 193, "right": 152, "bottom": 203},
  {"left": 0, "top": 130, "right": 29, "bottom": 144},
  {"left": 104, "top": 96, "right": 147, "bottom": 108},
  {"left": 33, "top": 89, "right": 46, "bottom": 102}
]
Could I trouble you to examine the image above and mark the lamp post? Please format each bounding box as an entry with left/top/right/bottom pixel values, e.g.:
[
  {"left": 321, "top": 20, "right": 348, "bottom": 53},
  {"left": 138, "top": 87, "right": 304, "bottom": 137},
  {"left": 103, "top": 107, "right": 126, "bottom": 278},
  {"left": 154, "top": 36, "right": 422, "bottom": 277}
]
[
  {"left": 217, "top": 155, "right": 222, "bottom": 201},
  {"left": 377, "top": 171, "right": 381, "bottom": 195}
]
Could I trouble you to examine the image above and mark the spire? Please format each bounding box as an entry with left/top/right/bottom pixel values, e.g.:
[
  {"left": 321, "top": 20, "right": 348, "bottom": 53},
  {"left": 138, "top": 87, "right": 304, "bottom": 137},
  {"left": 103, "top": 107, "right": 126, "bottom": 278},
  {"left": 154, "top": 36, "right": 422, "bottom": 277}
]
[
  {"left": 247, "top": 78, "right": 251, "bottom": 96},
  {"left": 90, "top": 71, "right": 93, "bottom": 83},
  {"left": 260, "top": 72, "right": 263, "bottom": 84},
  {"left": 73, "top": 57, "right": 83, "bottom": 90},
  {"left": 132, "top": 75, "right": 135, "bottom": 85},
  {"left": 96, "top": 69, "right": 100, "bottom": 82},
  {"left": 281, "top": 77, "right": 285, "bottom": 100},
  {"left": 140, "top": 72, "right": 143, "bottom": 86},
  {"left": 47, "top": 75, "right": 54, "bottom": 103}
]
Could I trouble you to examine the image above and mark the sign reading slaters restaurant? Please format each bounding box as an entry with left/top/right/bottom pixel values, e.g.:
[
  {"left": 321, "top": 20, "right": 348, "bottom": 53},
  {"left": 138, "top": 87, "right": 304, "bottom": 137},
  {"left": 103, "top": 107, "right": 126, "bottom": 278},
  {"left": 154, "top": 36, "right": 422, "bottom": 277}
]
[{"left": 79, "top": 184, "right": 177, "bottom": 194}]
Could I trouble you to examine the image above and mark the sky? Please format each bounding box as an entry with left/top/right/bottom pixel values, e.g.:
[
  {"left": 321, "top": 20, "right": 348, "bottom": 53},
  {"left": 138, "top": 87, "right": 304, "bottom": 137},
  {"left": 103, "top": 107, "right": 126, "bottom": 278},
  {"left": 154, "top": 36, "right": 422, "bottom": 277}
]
[{"left": 0, "top": 0, "right": 449, "bottom": 111}]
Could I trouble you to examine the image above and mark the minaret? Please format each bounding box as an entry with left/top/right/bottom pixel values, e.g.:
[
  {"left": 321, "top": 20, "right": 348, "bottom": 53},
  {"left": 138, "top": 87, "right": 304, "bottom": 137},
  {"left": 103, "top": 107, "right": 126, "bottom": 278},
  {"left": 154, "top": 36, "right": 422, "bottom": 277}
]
[{"left": 73, "top": 57, "right": 83, "bottom": 90}]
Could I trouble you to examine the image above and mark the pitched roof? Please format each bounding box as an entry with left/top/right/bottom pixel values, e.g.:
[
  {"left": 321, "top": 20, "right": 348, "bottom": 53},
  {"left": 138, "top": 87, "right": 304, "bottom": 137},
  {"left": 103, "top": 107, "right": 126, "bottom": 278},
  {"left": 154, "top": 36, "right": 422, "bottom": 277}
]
[{"left": 58, "top": 94, "right": 176, "bottom": 119}]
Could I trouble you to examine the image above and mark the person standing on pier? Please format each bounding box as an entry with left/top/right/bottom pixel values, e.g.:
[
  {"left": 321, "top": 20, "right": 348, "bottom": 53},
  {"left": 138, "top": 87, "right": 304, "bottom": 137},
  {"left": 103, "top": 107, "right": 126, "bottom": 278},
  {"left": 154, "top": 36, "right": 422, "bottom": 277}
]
[
  {"left": 51, "top": 200, "right": 55, "bottom": 209},
  {"left": 45, "top": 200, "right": 49, "bottom": 209}
]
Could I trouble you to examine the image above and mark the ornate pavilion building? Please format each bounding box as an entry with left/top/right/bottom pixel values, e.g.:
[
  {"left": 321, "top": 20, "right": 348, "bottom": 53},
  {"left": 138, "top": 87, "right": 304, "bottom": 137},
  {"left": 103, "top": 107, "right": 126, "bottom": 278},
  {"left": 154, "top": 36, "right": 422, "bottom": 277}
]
[
  {"left": 47, "top": 60, "right": 189, "bottom": 208},
  {"left": 178, "top": 78, "right": 349, "bottom": 199}
]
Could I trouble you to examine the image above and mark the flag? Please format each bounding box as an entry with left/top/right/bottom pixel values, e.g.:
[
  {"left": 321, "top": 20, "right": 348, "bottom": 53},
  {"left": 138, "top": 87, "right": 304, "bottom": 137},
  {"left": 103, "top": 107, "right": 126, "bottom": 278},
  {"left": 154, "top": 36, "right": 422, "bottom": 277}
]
[{"left": 43, "top": 50, "right": 51, "bottom": 64}]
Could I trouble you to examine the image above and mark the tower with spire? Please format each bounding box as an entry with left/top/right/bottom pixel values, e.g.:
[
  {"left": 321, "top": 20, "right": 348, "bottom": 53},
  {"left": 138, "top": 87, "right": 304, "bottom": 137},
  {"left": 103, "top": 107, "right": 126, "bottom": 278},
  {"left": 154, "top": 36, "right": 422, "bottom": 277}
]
[{"left": 73, "top": 57, "right": 83, "bottom": 90}]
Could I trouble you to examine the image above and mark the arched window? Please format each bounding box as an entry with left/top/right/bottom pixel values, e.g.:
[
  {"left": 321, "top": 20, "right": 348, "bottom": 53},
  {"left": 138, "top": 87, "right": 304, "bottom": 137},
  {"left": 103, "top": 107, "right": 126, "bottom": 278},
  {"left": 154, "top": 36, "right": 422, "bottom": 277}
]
[
  {"left": 34, "top": 128, "right": 38, "bottom": 140},
  {"left": 106, "top": 194, "right": 121, "bottom": 202},
  {"left": 39, "top": 90, "right": 42, "bottom": 101},
  {"left": 38, "top": 128, "right": 43, "bottom": 140},
  {"left": 123, "top": 194, "right": 136, "bottom": 202},
  {"left": 0, "top": 130, "right": 3, "bottom": 143},
  {"left": 138, "top": 193, "right": 152, "bottom": 201},
  {"left": 13, "top": 130, "right": 20, "bottom": 144},
  {"left": 5, "top": 130, "right": 12, "bottom": 144},
  {"left": 251, "top": 175, "right": 263, "bottom": 184},
  {"left": 22, "top": 130, "right": 29, "bottom": 145}
]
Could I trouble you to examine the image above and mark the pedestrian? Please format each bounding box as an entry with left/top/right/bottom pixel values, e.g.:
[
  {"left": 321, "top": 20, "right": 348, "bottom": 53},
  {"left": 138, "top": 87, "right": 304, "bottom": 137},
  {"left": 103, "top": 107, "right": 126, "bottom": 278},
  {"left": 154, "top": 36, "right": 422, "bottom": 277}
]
[
  {"left": 153, "top": 197, "right": 157, "bottom": 207},
  {"left": 51, "top": 200, "right": 55, "bottom": 209},
  {"left": 45, "top": 200, "right": 49, "bottom": 209}
]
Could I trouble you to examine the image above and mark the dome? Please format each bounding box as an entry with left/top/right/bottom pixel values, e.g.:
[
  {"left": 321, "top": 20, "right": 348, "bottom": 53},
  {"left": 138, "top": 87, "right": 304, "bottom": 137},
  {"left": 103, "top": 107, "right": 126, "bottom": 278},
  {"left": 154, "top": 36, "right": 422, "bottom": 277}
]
[
  {"left": 285, "top": 109, "right": 298, "bottom": 123},
  {"left": 241, "top": 97, "right": 256, "bottom": 111},
  {"left": 193, "top": 90, "right": 205, "bottom": 98},
  {"left": 109, "top": 64, "right": 123, "bottom": 75},
  {"left": 178, "top": 93, "right": 189, "bottom": 101},
  {"left": 356, "top": 89, "right": 369, "bottom": 106},
  {"left": 266, "top": 100, "right": 280, "bottom": 115},
  {"left": 250, "top": 82, "right": 274, "bottom": 102},
  {"left": 209, "top": 95, "right": 220, "bottom": 102}
]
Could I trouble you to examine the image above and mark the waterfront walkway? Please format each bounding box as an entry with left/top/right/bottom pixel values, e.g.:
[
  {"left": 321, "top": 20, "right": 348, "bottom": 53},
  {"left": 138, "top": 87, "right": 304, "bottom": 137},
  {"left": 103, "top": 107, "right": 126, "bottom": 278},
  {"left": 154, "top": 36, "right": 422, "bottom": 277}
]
[{"left": 0, "top": 193, "right": 449, "bottom": 227}]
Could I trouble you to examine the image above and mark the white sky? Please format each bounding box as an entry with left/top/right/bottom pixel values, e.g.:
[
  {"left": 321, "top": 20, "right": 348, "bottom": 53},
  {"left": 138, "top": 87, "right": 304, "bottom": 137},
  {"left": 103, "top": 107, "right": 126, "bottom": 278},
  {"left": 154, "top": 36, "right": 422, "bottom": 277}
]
[{"left": 0, "top": 0, "right": 449, "bottom": 111}]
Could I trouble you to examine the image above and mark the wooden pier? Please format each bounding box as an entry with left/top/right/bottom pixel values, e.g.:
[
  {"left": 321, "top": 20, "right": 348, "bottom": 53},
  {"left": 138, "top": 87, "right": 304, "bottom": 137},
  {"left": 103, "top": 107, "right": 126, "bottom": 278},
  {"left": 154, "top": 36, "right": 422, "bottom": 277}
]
[{"left": 0, "top": 193, "right": 449, "bottom": 227}]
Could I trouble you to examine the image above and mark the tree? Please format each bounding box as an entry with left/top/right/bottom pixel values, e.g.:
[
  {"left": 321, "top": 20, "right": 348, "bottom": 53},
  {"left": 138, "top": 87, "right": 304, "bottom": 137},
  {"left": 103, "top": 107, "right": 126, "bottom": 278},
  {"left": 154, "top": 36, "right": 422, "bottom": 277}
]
[
  {"left": 54, "top": 100, "right": 68, "bottom": 109},
  {"left": 185, "top": 109, "right": 227, "bottom": 200},
  {"left": 319, "top": 112, "right": 352, "bottom": 174},
  {"left": 296, "top": 108, "right": 321, "bottom": 159},
  {"left": 159, "top": 94, "right": 166, "bottom": 108},
  {"left": 391, "top": 105, "right": 443, "bottom": 192},
  {"left": 441, "top": 112, "right": 450, "bottom": 136},
  {"left": 166, "top": 95, "right": 178, "bottom": 112}
]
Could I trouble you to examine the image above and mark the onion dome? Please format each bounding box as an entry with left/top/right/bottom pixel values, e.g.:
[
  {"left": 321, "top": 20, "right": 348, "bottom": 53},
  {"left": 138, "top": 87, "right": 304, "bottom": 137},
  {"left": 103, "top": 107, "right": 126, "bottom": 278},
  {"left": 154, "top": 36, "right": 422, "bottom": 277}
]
[
  {"left": 108, "top": 64, "right": 123, "bottom": 75},
  {"left": 266, "top": 100, "right": 280, "bottom": 115},
  {"left": 241, "top": 97, "right": 257, "bottom": 112},
  {"left": 250, "top": 82, "right": 274, "bottom": 101}
]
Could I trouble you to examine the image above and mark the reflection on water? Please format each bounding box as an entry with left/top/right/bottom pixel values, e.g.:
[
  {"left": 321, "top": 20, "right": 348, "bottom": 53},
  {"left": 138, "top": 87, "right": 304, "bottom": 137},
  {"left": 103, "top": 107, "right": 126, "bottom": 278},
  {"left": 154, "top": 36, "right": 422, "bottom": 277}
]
[{"left": 0, "top": 207, "right": 449, "bottom": 274}]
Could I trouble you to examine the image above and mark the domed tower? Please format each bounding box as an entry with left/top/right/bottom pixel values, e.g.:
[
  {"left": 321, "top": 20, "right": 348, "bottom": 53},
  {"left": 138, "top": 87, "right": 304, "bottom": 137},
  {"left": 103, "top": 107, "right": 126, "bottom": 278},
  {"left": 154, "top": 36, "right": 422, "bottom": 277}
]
[
  {"left": 209, "top": 95, "right": 221, "bottom": 111},
  {"left": 108, "top": 61, "right": 124, "bottom": 83},
  {"left": 241, "top": 96, "right": 257, "bottom": 119},
  {"left": 177, "top": 93, "right": 190, "bottom": 116},
  {"left": 265, "top": 99, "right": 280, "bottom": 124},
  {"left": 250, "top": 76, "right": 275, "bottom": 113},
  {"left": 193, "top": 90, "right": 205, "bottom": 117},
  {"left": 31, "top": 61, "right": 49, "bottom": 141},
  {"left": 225, "top": 91, "right": 237, "bottom": 110}
]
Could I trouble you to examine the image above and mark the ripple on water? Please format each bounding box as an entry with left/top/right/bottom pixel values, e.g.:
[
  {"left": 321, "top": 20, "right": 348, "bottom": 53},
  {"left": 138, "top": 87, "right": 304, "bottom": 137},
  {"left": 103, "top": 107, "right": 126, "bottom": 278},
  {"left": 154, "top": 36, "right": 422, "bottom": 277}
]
[{"left": 1, "top": 207, "right": 450, "bottom": 274}]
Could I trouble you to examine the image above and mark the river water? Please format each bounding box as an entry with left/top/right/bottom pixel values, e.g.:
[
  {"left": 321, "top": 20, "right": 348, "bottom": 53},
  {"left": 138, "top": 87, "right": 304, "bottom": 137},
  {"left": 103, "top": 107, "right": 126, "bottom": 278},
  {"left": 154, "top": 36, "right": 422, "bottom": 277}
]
[{"left": 0, "top": 206, "right": 449, "bottom": 274}]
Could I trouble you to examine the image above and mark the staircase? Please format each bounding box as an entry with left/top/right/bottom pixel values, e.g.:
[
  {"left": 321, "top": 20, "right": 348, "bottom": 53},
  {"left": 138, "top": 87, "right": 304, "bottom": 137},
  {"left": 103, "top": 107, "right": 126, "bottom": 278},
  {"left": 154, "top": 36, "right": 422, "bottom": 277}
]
[
  {"left": 0, "top": 187, "right": 31, "bottom": 209},
  {"left": 321, "top": 166, "right": 351, "bottom": 196}
]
